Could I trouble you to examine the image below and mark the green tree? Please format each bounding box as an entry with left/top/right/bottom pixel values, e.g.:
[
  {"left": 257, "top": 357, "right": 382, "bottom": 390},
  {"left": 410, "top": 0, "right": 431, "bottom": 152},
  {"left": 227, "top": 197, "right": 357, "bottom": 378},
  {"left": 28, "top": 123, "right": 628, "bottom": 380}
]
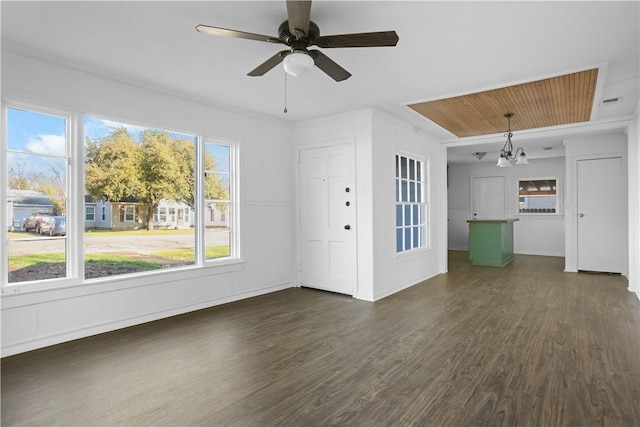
[
  {"left": 85, "top": 127, "right": 229, "bottom": 231},
  {"left": 138, "top": 131, "right": 196, "bottom": 230},
  {"left": 85, "top": 128, "right": 144, "bottom": 205}
]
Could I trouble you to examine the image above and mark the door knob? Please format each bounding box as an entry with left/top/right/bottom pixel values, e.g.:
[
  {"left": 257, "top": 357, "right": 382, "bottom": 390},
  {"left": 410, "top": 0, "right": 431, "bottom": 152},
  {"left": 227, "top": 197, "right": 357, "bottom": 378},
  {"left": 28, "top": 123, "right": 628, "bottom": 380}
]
[
  {"left": 579, "top": 213, "right": 585, "bottom": 217},
  {"left": 344, "top": 225, "right": 351, "bottom": 230}
]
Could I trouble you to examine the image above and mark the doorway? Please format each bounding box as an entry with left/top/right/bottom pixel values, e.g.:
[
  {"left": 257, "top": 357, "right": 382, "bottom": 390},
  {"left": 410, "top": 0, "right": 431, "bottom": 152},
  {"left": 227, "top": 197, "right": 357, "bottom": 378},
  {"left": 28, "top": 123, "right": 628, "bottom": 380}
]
[
  {"left": 298, "top": 143, "right": 356, "bottom": 295},
  {"left": 577, "top": 157, "right": 625, "bottom": 273},
  {"left": 471, "top": 176, "right": 505, "bottom": 219}
]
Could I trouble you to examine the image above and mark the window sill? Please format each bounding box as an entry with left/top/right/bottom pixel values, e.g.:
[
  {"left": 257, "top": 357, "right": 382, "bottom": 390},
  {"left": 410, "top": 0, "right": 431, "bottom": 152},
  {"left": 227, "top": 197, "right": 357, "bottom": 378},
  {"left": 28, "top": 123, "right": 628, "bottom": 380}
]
[
  {"left": 394, "top": 246, "right": 432, "bottom": 262},
  {"left": 1, "top": 259, "right": 246, "bottom": 306}
]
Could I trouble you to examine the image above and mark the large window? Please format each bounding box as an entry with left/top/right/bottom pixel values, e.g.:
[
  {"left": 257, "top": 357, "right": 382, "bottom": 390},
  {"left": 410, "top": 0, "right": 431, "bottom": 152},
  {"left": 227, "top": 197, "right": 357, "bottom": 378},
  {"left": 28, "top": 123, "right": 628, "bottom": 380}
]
[
  {"left": 395, "top": 154, "right": 427, "bottom": 253},
  {"left": 83, "top": 115, "right": 199, "bottom": 280},
  {"left": 519, "top": 178, "right": 558, "bottom": 214},
  {"left": 5, "top": 106, "right": 69, "bottom": 284},
  {"left": 2, "top": 105, "right": 238, "bottom": 289}
]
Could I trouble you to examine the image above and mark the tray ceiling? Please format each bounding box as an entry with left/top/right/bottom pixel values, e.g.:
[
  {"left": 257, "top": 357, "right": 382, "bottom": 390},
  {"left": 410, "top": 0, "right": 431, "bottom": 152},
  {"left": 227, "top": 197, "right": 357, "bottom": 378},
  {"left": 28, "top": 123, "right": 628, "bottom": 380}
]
[{"left": 407, "top": 68, "right": 599, "bottom": 137}]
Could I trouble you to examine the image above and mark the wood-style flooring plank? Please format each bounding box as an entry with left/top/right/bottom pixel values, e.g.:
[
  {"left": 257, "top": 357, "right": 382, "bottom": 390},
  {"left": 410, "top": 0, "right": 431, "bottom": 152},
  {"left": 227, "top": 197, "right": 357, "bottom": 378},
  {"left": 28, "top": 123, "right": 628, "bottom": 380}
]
[{"left": 2, "top": 251, "right": 639, "bottom": 426}]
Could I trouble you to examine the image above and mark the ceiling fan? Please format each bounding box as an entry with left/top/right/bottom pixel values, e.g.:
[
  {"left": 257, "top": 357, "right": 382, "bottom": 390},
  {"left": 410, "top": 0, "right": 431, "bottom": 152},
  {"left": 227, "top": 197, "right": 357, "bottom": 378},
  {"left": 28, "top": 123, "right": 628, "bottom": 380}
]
[{"left": 195, "top": 0, "right": 399, "bottom": 82}]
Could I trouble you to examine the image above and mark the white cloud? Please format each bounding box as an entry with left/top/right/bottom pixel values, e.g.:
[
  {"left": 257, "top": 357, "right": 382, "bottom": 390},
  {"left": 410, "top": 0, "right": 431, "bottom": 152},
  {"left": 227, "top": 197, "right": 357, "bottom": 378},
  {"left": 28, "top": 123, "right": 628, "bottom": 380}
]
[
  {"left": 25, "top": 134, "right": 66, "bottom": 156},
  {"left": 84, "top": 116, "right": 147, "bottom": 141}
]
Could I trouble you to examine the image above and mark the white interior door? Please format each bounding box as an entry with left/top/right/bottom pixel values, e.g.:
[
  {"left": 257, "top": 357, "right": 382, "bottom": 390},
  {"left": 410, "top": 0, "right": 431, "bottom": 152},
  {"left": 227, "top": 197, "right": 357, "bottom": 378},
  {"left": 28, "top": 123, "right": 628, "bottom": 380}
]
[
  {"left": 472, "top": 176, "right": 505, "bottom": 219},
  {"left": 299, "top": 143, "right": 355, "bottom": 295},
  {"left": 577, "top": 157, "right": 624, "bottom": 273}
]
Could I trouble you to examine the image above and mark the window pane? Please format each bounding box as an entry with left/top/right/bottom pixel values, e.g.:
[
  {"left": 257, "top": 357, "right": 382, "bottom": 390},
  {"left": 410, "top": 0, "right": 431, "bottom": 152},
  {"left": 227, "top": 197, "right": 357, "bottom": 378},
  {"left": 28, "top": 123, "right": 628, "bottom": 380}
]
[
  {"left": 7, "top": 153, "right": 67, "bottom": 192},
  {"left": 8, "top": 239, "right": 67, "bottom": 282},
  {"left": 518, "top": 178, "right": 557, "bottom": 213},
  {"left": 204, "top": 141, "right": 232, "bottom": 260},
  {"left": 83, "top": 115, "right": 197, "bottom": 280},
  {"left": 6, "top": 107, "right": 68, "bottom": 284},
  {"left": 394, "top": 153, "right": 427, "bottom": 254}
]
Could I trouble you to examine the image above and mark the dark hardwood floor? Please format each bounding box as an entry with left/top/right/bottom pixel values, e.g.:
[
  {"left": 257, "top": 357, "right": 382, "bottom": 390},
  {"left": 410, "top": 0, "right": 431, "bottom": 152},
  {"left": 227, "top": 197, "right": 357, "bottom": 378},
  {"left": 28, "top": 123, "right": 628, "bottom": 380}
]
[{"left": 2, "top": 251, "right": 639, "bottom": 426}]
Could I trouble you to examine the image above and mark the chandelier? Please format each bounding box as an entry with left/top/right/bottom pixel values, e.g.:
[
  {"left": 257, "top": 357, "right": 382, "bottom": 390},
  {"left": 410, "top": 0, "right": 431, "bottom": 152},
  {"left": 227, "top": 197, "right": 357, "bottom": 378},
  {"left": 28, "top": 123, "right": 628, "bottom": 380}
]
[{"left": 496, "top": 113, "right": 529, "bottom": 167}]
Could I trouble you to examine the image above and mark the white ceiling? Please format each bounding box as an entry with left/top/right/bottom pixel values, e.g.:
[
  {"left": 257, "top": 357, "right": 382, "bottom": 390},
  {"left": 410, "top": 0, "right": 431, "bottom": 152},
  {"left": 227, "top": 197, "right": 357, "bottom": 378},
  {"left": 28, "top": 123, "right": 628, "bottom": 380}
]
[{"left": 2, "top": 1, "right": 639, "bottom": 163}]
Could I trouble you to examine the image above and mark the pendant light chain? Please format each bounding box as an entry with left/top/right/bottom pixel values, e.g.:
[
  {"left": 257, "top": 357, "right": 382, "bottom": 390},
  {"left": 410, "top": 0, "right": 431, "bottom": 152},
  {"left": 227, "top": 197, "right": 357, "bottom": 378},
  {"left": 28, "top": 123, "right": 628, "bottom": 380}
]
[{"left": 283, "top": 71, "right": 288, "bottom": 114}]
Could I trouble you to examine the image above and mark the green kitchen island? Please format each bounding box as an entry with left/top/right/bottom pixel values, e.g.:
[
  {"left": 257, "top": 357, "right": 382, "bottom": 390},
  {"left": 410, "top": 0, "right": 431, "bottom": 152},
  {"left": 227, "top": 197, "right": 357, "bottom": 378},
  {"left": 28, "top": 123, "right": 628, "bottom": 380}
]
[{"left": 467, "top": 218, "right": 519, "bottom": 267}]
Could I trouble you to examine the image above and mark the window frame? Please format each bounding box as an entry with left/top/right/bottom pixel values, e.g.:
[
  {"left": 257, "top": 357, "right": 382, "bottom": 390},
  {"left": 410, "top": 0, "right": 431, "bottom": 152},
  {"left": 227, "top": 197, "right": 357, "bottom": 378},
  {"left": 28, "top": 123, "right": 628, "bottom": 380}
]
[
  {"left": 85, "top": 206, "right": 95, "bottom": 221},
  {"left": 2, "top": 104, "right": 241, "bottom": 292},
  {"left": 202, "top": 138, "right": 237, "bottom": 263},
  {"left": 394, "top": 151, "right": 429, "bottom": 255},
  {"left": 2, "top": 100, "right": 74, "bottom": 291},
  {"left": 123, "top": 205, "right": 135, "bottom": 222},
  {"left": 517, "top": 176, "right": 561, "bottom": 215}
]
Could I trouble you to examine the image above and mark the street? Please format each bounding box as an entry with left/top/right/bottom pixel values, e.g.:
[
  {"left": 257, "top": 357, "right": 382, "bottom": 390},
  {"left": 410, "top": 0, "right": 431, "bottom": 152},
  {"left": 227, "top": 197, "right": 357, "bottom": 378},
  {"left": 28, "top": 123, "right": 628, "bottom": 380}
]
[{"left": 8, "top": 230, "right": 230, "bottom": 256}]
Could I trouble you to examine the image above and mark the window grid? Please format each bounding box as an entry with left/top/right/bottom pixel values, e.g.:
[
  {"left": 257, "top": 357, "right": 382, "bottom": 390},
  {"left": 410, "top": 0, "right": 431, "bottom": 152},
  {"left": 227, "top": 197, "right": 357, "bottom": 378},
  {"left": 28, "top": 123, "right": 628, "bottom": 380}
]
[
  {"left": 395, "top": 154, "right": 427, "bottom": 253},
  {"left": 85, "top": 206, "right": 95, "bottom": 221},
  {"left": 3, "top": 105, "right": 238, "bottom": 289}
]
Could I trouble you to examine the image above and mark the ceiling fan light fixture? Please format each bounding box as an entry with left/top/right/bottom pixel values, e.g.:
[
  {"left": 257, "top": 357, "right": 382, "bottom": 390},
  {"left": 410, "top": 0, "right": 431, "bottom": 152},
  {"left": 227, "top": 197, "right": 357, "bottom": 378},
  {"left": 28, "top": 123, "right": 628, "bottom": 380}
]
[{"left": 283, "top": 51, "right": 314, "bottom": 77}]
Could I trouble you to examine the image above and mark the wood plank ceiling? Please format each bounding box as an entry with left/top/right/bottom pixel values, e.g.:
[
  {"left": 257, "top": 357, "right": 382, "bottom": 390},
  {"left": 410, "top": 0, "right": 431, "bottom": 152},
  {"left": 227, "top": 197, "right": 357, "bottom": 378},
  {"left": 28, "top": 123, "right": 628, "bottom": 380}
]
[{"left": 408, "top": 68, "right": 598, "bottom": 137}]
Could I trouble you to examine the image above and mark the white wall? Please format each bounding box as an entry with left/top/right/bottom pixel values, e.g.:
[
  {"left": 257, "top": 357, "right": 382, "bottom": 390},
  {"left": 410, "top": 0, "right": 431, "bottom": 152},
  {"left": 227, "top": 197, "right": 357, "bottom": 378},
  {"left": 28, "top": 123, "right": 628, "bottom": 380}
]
[
  {"left": 628, "top": 114, "right": 639, "bottom": 295},
  {"left": 292, "top": 109, "right": 446, "bottom": 301},
  {"left": 1, "top": 50, "right": 295, "bottom": 356},
  {"left": 291, "top": 110, "right": 375, "bottom": 300},
  {"left": 447, "top": 156, "right": 565, "bottom": 256},
  {"left": 564, "top": 132, "right": 629, "bottom": 275},
  {"left": 370, "top": 111, "right": 446, "bottom": 300}
]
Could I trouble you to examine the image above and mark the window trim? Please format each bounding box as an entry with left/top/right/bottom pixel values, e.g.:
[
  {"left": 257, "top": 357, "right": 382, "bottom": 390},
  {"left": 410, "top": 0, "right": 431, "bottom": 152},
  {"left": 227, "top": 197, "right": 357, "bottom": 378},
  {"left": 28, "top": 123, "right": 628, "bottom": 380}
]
[
  {"left": 3, "top": 100, "right": 74, "bottom": 291},
  {"left": 202, "top": 138, "right": 237, "bottom": 263},
  {"left": 85, "top": 206, "right": 95, "bottom": 221},
  {"left": 2, "top": 105, "right": 241, "bottom": 292},
  {"left": 394, "top": 151, "right": 429, "bottom": 255}
]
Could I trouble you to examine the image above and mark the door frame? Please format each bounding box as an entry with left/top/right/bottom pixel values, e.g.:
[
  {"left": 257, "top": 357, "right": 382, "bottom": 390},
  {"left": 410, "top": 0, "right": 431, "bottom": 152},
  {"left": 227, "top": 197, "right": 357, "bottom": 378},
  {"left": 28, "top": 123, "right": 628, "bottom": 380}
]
[
  {"left": 576, "top": 156, "right": 625, "bottom": 273},
  {"left": 295, "top": 138, "right": 358, "bottom": 296},
  {"left": 566, "top": 153, "right": 628, "bottom": 274}
]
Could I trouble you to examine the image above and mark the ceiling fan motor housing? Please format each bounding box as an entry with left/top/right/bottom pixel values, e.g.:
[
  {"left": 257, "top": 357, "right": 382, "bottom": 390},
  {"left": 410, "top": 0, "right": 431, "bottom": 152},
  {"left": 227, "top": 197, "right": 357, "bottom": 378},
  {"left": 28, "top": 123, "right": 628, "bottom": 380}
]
[{"left": 279, "top": 20, "right": 320, "bottom": 46}]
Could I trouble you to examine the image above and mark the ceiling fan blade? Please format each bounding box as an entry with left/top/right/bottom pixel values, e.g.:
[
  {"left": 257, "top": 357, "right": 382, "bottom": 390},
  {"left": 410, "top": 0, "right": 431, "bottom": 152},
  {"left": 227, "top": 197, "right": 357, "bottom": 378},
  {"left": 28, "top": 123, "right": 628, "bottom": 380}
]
[
  {"left": 286, "top": 0, "right": 311, "bottom": 37},
  {"left": 247, "top": 50, "right": 290, "bottom": 76},
  {"left": 308, "top": 50, "right": 351, "bottom": 82},
  {"left": 195, "top": 24, "right": 283, "bottom": 44},
  {"left": 313, "top": 31, "right": 399, "bottom": 48}
]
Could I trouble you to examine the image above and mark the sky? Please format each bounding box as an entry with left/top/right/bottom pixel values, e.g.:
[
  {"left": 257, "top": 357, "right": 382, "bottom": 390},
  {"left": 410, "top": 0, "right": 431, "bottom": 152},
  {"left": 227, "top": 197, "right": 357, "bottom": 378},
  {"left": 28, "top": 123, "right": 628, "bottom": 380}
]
[{"left": 6, "top": 107, "right": 230, "bottom": 176}]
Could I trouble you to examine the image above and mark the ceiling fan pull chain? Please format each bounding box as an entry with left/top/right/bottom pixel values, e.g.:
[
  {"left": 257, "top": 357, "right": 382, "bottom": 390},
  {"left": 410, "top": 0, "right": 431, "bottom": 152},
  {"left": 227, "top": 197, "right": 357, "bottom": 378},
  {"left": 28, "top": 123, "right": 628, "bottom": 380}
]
[{"left": 283, "top": 70, "right": 288, "bottom": 114}]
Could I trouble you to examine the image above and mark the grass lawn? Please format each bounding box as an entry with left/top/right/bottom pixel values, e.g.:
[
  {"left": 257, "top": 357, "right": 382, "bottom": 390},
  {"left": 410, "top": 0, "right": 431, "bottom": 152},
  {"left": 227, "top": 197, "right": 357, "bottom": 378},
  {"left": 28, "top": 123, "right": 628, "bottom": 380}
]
[
  {"left": 9, "top": 247, "right": 231, "bottom": 269},
  {"left": 8, "top": 228, "right": 199, "bottom": 239}
]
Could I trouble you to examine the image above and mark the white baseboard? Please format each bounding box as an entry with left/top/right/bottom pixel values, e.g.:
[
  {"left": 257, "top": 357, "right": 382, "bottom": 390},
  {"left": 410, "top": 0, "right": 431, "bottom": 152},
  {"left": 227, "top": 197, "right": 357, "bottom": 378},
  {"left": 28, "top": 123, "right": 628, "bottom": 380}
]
[{"left": 1, "top": 282, "right": 293, "bottom": 357}]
